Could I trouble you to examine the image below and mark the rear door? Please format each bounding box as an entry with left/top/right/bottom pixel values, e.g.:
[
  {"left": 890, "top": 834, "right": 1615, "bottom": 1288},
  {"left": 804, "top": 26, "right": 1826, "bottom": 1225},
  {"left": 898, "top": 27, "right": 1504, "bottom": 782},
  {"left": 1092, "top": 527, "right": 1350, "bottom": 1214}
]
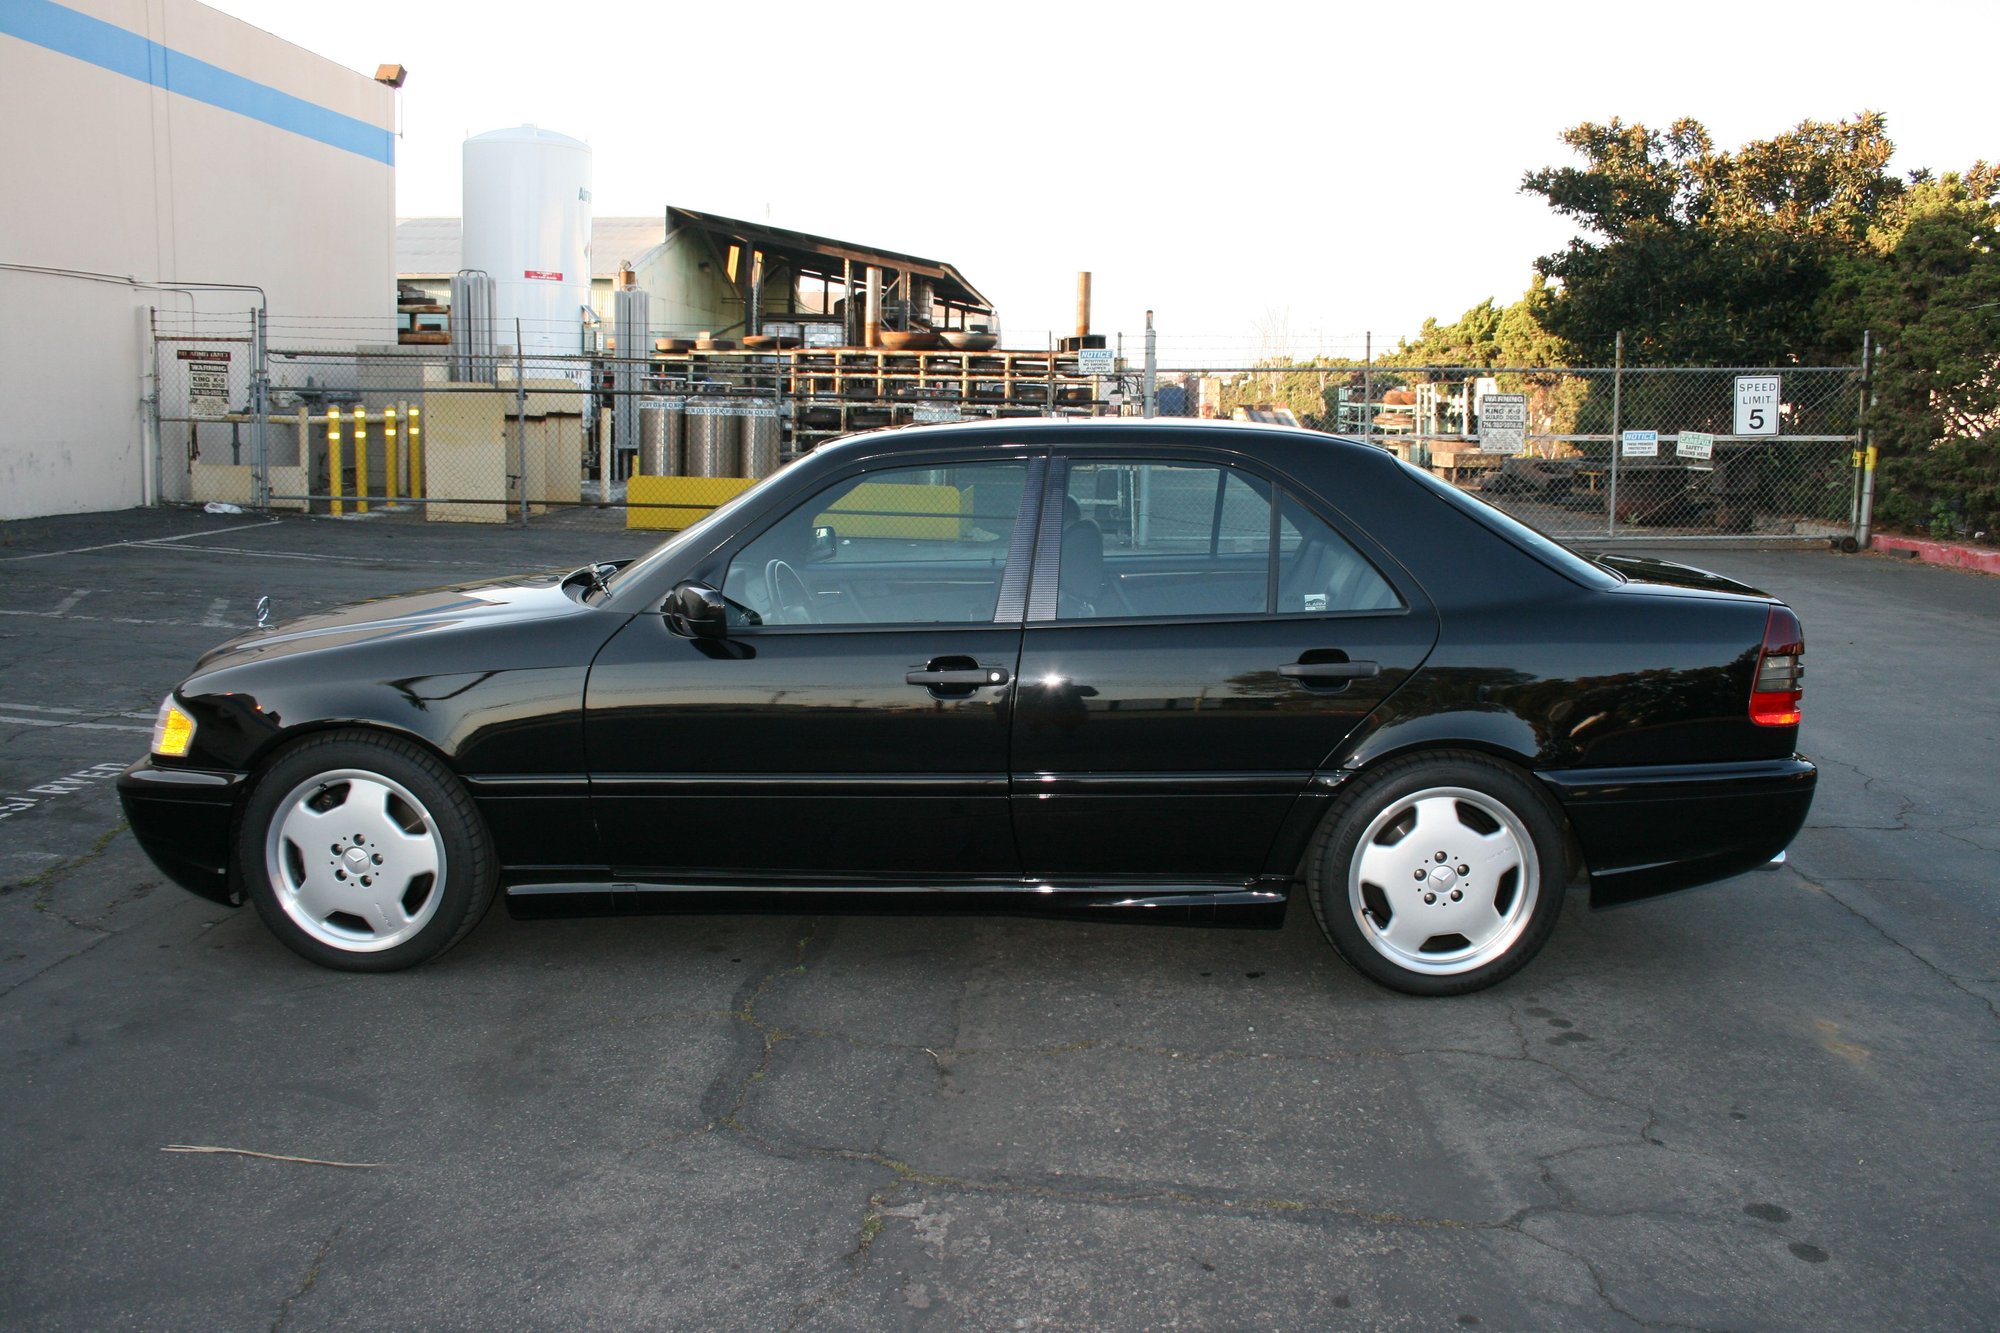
[{"left": 1010, "top": 453, "right": 1438, "bottom": 880}]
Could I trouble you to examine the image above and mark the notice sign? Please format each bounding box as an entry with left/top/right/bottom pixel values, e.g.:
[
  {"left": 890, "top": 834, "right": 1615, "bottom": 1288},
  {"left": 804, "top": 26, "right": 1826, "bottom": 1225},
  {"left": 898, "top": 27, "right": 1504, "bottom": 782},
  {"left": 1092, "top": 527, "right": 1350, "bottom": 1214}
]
[
  {"left": 1735, "top": 376, "right": 1780, "bottom": 435},
  {"left": 1677, "top": 430, "right": 1716, "bottom": 460},
  {"left": 177, "top": 348, "right": 230, "bottom": 418},
  {"left": 1621, "top": 429, "right": 1660, "bottom": 457},
  {"left": 1478, "top": 392, "right": 1527, "bottom": 454},
  {"left": 1077, "top": 348, "right": 1116, "bottom": 375}
]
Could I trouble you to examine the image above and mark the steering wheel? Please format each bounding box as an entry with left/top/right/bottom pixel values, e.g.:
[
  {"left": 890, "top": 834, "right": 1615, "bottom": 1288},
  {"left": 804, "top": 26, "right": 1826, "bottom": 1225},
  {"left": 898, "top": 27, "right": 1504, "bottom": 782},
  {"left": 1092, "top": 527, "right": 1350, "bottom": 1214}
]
[{"left": 763, "top": 559, "right": 816, "bottom": 624}]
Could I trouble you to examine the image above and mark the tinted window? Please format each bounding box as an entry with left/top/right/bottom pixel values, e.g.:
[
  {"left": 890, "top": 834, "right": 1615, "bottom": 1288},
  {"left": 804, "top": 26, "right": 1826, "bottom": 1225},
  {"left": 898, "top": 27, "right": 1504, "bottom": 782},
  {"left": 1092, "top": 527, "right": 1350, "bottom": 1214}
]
[
  {"left": 1057, "top": 461, "right": 1271, "bottom": 620},
  {"left": 1053, "top": 460, "right": 1403, "bottom": 621},
  {"left": 1277, "top": 493, "right": 1402, "bottom": 613},
  {"left": 724, "top": 460, "right": 1028, "bottom": 625},
  {"left": 1400, "top": 459, "right": 1621, "bottom": 589}
]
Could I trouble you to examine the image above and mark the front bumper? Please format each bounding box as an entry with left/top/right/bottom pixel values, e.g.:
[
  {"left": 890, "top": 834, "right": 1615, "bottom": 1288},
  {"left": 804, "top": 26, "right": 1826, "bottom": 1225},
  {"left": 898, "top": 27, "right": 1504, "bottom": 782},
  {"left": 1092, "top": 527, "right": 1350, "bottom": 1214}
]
[
  {"left": 117, "top": 760, "right": 249, "bottom": 905},
  {"left": 1538, "top": 757, "right": 1817, "bottom": 907}
]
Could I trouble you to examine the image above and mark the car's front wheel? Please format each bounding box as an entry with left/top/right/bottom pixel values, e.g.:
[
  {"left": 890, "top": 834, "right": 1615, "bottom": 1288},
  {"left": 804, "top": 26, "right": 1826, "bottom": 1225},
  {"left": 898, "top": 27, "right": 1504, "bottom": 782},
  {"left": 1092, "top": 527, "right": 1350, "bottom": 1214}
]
[
  {"left": 1306, "top": 751, "right": 1567, "bottom": 995},
  {"left": 236, "top": 732, "right": 496, "bottom": 971}
]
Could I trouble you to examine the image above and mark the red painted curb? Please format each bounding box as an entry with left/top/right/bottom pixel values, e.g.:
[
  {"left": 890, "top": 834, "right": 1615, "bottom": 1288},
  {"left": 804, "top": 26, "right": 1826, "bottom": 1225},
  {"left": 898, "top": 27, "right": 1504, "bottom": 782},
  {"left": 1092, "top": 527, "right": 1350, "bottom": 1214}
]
[{"left": 1871, "top": 534, "right": 2000, "bottom": 575}]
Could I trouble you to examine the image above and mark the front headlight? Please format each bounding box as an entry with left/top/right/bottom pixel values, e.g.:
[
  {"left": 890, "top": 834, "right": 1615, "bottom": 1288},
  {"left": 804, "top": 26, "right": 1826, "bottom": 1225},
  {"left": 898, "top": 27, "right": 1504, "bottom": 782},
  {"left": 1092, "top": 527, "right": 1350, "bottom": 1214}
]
[{"left": 151, "top": 694, "right": 197, "bottom": 758}]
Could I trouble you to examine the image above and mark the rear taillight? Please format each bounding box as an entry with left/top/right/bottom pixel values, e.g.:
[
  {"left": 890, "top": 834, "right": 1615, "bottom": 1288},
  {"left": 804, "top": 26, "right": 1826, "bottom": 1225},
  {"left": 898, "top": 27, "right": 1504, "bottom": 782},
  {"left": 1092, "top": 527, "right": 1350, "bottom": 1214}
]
[{"left": 1750, "top": 606, "right": 1805, "bottom": 727}]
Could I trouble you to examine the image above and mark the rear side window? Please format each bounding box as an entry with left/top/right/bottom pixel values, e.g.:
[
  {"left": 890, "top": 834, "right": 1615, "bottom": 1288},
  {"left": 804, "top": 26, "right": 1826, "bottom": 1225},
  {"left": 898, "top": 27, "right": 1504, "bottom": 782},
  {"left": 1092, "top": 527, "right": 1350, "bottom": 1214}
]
[
  {"left": 1400, "top": 459, "right": 1621, "bottom": 588},
  {"left": 1278, "top": 493, "right": 1401, "bottom": 613},
  {"left": 1053, "top": 459, "right": 1401, "bottom": 620}
]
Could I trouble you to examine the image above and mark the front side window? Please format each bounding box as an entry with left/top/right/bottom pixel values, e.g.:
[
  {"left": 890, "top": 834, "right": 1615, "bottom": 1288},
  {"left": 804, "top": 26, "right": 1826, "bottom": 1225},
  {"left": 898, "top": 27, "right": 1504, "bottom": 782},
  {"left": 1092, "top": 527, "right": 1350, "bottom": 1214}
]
[
  {"left": 1054, "top": 459, "right": 1400, "bottom": 620},
  {"left": 723, "top": 459, "right": 1029, "bottom": 626}
]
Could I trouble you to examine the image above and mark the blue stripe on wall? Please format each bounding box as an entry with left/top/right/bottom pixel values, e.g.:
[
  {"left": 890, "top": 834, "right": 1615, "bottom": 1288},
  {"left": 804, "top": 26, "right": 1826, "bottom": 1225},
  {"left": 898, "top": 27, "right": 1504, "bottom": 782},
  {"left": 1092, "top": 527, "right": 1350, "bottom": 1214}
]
[{"left": 0, "top": 0, "right": 394, "bottom": 166}]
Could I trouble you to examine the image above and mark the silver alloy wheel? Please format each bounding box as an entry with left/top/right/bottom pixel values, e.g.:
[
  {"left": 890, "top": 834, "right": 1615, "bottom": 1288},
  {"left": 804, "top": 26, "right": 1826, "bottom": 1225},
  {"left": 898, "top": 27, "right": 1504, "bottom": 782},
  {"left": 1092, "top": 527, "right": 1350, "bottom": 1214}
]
[
  {"left": 1347, "top": 784, "right": 1540, "bottom": 976},
  {"left": 263, "top": 767, "right": 448, "bottom": 952}
]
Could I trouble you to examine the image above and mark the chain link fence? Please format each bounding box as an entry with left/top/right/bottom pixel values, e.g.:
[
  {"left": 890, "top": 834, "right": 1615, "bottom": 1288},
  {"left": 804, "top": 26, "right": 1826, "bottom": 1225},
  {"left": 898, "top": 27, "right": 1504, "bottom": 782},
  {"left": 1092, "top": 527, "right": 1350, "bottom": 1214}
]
[
  {"left": 146, "top": 310, "right": 1866, "bottom": 546},
  {"left": 1168, "top": 359, "right": 1865, "bottom": 542}
]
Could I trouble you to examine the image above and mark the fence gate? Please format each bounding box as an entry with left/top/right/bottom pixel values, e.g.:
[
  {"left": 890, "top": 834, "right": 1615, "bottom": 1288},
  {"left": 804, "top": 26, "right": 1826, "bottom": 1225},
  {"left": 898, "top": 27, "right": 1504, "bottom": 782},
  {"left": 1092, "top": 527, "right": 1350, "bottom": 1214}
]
[{"left": 150, "top": 308, "right": 269, "bottom": 509}]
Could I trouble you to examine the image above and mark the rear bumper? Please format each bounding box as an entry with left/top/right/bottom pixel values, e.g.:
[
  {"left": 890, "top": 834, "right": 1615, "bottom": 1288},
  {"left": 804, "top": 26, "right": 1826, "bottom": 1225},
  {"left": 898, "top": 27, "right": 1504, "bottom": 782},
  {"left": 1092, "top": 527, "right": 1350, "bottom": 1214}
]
[
  {"left": 1537, "top": 757, "right": 1816, "bottom": 907},
  {"left": 117, "top": 760, "right": 247, "bottom": 906}
]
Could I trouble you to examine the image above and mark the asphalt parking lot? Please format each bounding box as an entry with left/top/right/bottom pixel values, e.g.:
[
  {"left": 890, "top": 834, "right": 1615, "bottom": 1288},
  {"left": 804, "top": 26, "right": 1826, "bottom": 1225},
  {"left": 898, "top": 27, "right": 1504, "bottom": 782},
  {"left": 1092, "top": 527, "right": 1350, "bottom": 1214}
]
[{"left": 2, "top": 507, "right": 1996, "bottom": 1330}]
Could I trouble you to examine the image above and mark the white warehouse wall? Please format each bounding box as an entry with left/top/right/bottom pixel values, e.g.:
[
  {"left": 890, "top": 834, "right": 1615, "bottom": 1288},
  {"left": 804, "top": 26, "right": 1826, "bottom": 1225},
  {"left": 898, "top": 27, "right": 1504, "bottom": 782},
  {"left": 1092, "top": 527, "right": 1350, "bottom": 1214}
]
[{"left": 0, "top": 0, "right": 395, "bottom": 519}]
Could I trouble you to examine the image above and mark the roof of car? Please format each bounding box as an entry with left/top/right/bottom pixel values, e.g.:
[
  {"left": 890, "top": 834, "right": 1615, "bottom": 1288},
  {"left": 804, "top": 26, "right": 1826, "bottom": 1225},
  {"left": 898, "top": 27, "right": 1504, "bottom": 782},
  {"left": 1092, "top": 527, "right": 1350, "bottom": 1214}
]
[{"left": 812, "top": 415, "right": 1385, "bottom": 463}]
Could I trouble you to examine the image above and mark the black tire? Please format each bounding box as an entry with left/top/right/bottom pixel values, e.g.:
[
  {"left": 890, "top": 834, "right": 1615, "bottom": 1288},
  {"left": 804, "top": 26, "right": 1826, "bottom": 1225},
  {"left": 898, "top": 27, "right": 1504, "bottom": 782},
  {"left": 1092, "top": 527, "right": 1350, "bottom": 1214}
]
[
  {"left": 1305, "top": 750, "right": 1567, "bottom": 996},
  {"left": 235, "top": 730, "right": 496, "bottom": 972}
]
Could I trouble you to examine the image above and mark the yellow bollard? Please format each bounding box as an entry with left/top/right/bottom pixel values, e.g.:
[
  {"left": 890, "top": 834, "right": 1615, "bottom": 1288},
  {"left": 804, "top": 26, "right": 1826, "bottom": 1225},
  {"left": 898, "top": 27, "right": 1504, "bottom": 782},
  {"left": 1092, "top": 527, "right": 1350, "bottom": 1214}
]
[
  {"left": 408, "top": 404, "right": 424, "bottom": 499},
  {"left": 384, "top": 406, "right": 400, "bottom": 502},
  {"left": 351, "top": 406, "right": 369, "bottom": 513},
  {"left": 326, "top": 407, "right": 344, "bottom": 517}
]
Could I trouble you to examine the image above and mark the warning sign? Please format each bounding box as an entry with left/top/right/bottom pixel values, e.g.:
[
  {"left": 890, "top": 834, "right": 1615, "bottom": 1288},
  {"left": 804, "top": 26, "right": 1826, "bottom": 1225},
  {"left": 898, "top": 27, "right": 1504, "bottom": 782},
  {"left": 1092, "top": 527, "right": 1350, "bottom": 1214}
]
[
  {"left": 1477, "top": 393, "right": 1527, "bottom": 454},
  {"left": 523, "top": 269, "right": 564, "bottom": 282},
  {"left": 177, "top": 348, "right": 230, "bottom": 419}
]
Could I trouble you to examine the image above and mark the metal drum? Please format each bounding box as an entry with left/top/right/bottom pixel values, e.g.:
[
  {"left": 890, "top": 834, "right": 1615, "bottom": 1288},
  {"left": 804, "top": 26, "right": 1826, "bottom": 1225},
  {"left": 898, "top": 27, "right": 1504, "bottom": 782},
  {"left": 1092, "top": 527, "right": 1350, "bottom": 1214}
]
[
  {"left": 742, "top": 401, "right": 782, "bottom": 479},
  {"left": 638, "top": 397, "right": 683, "bottom": 476},
  {"left": 683, "top": 399, "right": 740, "bottom": 478}
]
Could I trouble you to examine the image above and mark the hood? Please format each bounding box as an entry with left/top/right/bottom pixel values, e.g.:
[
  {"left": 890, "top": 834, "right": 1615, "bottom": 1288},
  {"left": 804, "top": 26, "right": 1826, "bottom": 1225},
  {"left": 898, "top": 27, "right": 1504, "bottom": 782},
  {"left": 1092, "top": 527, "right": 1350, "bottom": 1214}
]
[
  {"left": 1586, "top": 552, "right": 1770, "bottom": 598},
  {"left": 192, "top": 570, "right": 588, "bottom": 672}
]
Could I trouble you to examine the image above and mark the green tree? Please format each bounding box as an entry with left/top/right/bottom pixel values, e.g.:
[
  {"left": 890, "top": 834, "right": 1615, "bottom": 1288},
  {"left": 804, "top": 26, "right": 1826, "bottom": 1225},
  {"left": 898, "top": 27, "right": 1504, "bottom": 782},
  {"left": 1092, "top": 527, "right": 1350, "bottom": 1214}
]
[
  {"left": 1523, "top": 113, "right": 1904, "bottom": 366},
  {"left": 1823, "top": 166, "right": 2000, "bottom": 534},
  {"left": 1384, "top": 280, "right": 1591, "bottom": 453},
  {"left": 1214, "top": 359, "right": 1359, "bottom": 429}
]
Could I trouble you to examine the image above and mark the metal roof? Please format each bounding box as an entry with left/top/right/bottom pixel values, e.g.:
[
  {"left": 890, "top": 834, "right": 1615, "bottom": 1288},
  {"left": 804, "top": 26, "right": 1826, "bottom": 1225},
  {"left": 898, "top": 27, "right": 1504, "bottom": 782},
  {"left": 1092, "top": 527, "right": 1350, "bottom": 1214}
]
[
  {"left": 398, "top": 211, "right": 988, "bottom": 310},
  {"left": 662, "top": 206, "right": 991, "bottom": 311}
]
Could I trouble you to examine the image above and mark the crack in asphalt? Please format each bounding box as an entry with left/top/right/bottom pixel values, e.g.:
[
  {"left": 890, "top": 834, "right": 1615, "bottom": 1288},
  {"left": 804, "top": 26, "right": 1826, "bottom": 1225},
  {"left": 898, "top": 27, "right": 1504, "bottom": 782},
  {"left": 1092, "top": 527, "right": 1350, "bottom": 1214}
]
[
  {"left": 1504, "top": 1229, "right": 1706, "bottom": 1332},
  {"left": 1932, "top": 822, "right": 2000, "bottom": 855},
  {"left": 270, "top": 1221, "right": 344, "bottom": 1333},
  {"left": 1803, "top": 876, "right": 2000, "bottom": 1027},
  {"left": 0, "top": 929, "right": 114, "bottom": 1000},
  {"left": 18, "top": 821, "right": 132, "bottom": 907},
  {"left": 1804, "top": 754, "right": 1919, "bottom": 831}
]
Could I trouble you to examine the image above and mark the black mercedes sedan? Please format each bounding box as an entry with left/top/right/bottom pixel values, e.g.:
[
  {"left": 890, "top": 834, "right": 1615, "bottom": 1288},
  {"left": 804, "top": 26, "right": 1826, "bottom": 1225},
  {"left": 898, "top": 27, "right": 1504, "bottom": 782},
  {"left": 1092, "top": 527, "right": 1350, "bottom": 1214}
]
[{"left": 120, "top": 419, "right": 1814, "bottom": 994}]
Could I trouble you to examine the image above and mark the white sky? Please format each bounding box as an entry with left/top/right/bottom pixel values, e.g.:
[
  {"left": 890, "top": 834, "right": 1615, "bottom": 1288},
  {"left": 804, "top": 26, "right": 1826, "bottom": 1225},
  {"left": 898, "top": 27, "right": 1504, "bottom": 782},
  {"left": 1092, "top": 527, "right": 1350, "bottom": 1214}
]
[{"left": 204, "top": 0, "right": 1997, "bottom": 356}]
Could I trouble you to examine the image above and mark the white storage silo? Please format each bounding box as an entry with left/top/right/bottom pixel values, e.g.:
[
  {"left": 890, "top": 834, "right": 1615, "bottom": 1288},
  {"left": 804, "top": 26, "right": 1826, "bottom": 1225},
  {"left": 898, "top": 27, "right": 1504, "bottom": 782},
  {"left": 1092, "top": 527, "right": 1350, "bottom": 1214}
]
[{"left": 461, "top": 126, "right": 594, "bottom": 372}]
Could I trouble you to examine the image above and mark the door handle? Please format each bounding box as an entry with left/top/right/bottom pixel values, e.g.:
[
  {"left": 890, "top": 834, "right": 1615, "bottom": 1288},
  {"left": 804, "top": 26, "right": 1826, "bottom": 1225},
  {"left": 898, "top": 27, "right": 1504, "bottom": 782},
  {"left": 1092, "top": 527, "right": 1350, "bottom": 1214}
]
[
  {"left": 1280, "top": 659, "right": 1380, "bottom": 682},
  {"left": 906, "top": 666, "right": 1012, "bottom": 687}
]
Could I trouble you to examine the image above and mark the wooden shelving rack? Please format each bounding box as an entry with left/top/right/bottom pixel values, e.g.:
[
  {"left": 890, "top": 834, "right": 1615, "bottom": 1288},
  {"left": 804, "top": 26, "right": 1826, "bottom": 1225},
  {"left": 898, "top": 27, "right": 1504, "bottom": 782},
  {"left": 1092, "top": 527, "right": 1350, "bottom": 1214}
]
[{"left": 640, "top": 346, "right": 1113, "bottom": 455}]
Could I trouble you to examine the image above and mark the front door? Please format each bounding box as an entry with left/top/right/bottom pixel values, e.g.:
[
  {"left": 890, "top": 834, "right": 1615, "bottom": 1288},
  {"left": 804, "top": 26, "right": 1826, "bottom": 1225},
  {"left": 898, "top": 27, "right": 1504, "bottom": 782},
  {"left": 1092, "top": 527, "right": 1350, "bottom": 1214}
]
[
  {"left": 586, "top": 455, "right": 1039, "bottom": 883},
  {"left": 1011, "top": 455, "right": 1438, "bottom": 880}
]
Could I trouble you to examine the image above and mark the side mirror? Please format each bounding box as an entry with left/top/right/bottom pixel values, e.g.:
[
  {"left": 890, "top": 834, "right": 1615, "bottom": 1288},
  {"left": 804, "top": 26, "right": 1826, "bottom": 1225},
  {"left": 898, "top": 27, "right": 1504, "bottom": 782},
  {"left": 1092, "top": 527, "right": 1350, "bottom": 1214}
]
[
  {"left": 809, "top": 524, "right": 838, "bottom": 562},
  {"left": 666, "top": 580, "right": 730, "bottom": 639}
]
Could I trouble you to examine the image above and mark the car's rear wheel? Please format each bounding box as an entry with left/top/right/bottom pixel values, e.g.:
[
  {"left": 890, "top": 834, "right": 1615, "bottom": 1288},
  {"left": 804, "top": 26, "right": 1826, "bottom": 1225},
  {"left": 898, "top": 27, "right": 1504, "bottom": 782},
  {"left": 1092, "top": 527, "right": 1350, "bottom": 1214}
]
[
  {"left": 236, "top": 732, "right": 496, "bottom": 971},
  {"left": 1306, "top": 751, "right": 1567, "bottom": 995}
]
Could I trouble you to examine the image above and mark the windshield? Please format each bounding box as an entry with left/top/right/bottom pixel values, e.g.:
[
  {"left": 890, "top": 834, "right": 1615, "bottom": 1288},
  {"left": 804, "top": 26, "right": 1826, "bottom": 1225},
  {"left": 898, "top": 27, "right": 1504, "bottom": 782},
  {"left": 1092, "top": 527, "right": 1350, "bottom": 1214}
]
[
  {"left": 600, "top": 479, "right": 779, "bottom": 598},
  {"left": 1398, "top": 459, "right": 1623, "bottom": 589}
]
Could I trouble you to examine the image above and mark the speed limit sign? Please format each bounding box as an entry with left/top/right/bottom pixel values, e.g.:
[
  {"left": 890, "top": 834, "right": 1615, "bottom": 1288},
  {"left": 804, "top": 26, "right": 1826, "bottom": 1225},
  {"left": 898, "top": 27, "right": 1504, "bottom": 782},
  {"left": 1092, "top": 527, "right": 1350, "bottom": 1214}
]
[{"left": 1735, "top": 376, "right": 1780, "bottom": 435}]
